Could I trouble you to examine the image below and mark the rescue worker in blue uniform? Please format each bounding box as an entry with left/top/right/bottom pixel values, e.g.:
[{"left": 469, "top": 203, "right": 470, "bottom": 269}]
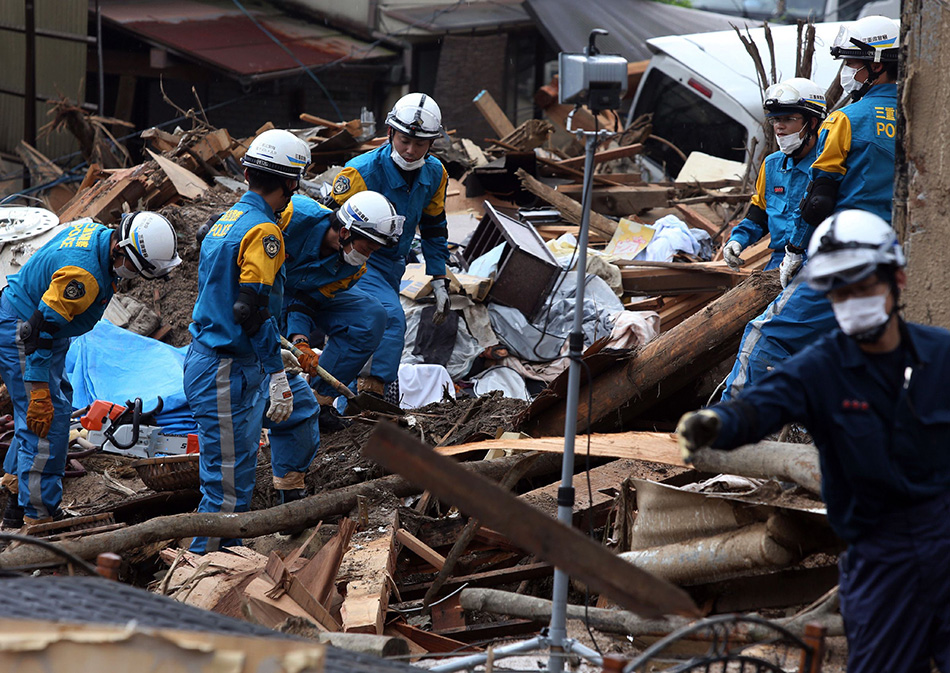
[
  {"left": 277, "top": 191, "right": 402, "bottom": 438},
  {"left": 791, "top": 15, "right": 899, "bottom": 281},
  {"left": 184, "top": 129, "right": 309, "bottom": 553},
  {"left": 330, "top": 93, "right": 451, "bottom": 399},
  {"left": 0, "top": 212, "right": 181, "bottom": 529},
  {"left": 263, "top": 192, "right": 400, "bottom": 508},
  {"left": 720, "top": 78, "right": 838, "bottom": 400},
  {"left": 679, "top": 210, "right": 950, "bottom": 673}
]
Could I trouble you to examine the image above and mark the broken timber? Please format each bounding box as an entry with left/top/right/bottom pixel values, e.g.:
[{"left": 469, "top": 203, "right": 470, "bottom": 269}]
[
  {"left": 339, "top": 510, "right": 398, "bottom": 634},
  {"left": 516, "top": 168, "right": 617, "bottom": 238},
  {"left": 363, "top": 422, "right": 699, "bottom": 618},
  {"left": 518, "top": 270, "right": 783, "bottom": 436},
  {"left": 557, "top": 182, "right": 671, "bottom": 216}
]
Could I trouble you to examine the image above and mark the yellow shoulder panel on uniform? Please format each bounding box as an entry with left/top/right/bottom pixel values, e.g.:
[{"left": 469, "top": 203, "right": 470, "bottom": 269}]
[
  {"left": 318, "top": 267, "right": 367, "bottom": 299},
  {"left": 423, "top": 164, "right": 449, "bottom": 216},
  {"left": 331, "top": 167, "right": 368, "bottom": 206},
  {"left": 237, "top": 222, "right": 284, "bottom": 286},
  {"left": 811, "top": 111, "right": 852, "bottom": 176},
  {"left": 41, "top": 266, "right": 100, "bottom": 321},
  {"left": 751, "top": 161, "right": 768, "bottom": 210},
  {"left": 278, "top": 199, "right": 295, "bottom": 230}
]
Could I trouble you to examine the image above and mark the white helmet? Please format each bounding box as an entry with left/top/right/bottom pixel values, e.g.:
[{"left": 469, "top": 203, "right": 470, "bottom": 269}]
[
  {"left": 804, "top": 210, "right": 905, "bottom": 292},
  {"left": 763, "top": 77, "right": 827, "bottom": 120},
  {"left": 117, "top": 211, "right": 182, "bottom": 279},
  {"left": 386, "top": 93, "right": 442, "bottom": 139},
  {"left": 831, "top": 15, "right": 900, "bottom": 63},
  {"left": 242, "top": 129, "right": 310, "bottom": 179},
  {"left": 337, "top": 191, "right": 405, "bottom": 248}
]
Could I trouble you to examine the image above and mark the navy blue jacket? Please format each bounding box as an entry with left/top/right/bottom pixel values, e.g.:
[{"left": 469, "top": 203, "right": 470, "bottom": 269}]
[{"left": 711, "top": 322, "right": 950, "bottom": 542}]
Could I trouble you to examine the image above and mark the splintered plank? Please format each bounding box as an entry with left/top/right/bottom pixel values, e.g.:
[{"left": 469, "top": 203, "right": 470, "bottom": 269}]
[
  {"left": 556, "top": 143, "right": 643, "bottom": 169},
  {"left": 364, "top": 423, "right": 699, "bottom": 618},
  {"left": 473, "top": 89, "right": 515, "bottom": 138},
  {"left": 521, "top": 459, "right": 642, "bottom": 522},
  {"left": 338, "top": 511, "right": 398, "bottom": 634},
  {"left": 434, "top": 432, "right": 683, "bottom": 465},
  {"left": 395, "top": 529, "right": 446, "bottom": 570}
]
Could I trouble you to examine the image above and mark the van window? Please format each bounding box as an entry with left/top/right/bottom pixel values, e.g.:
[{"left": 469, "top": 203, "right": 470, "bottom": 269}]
[{"left": 634, "top": 69, "right": 748, "bottom": 177}]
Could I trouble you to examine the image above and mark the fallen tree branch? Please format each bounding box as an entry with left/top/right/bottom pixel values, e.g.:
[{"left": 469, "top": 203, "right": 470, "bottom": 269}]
[
  {"left": 690, "top": 441, "right": 821, "bottom": 496},
  {"left": 0, "top": 453, "right": 563, "bottom": 569},
  {"left": 460, "top": 587, "right": 843, "bottom": 639}
]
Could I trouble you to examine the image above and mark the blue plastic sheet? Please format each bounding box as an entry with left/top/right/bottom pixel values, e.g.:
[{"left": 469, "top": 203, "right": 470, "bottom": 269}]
[{"left": 65, "top": 320, "right": 196, "bottom": 434}]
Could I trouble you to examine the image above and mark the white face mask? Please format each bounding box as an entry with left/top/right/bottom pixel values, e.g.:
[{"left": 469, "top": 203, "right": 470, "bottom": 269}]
[
  {"left": 832, "top": 293, "right": 889, "bottom": 337},
  {"left": 775, "top": 129, "right": 805, "bottom": 155},
  {"left": 839, "top": 64, "right": 865, "bottom": 95},
  {"left": 114, "top": 257, "right": 139, "bottom": 280},
  {"left": 391, "top": 147, "right": 425, "bottom": 171},
  {"left": 342, "top": 245, "right": 369, "bottom": 267}
]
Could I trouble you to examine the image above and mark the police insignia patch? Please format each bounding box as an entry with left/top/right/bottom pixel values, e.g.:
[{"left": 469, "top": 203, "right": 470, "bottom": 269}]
[
  {"left": 262, "top": 234, "right": 281, "bottom": 258},
  {"left": 64, "top": 279, "right": 86, "bottom": 300},
  {"left": 333, "top": 176, "right": 350, "bottom": 194}
]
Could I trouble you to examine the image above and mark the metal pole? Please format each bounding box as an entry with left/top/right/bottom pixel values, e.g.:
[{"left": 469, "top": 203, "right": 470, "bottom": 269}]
[
  {"left": 547, "top": 127, "right": 599, "bottom": 673},
  {"left": 23, "top": 0, "right": 36, "bottom": 190},
  {"left": 96, "top": 0, "right": 104, "bottom": 116}
]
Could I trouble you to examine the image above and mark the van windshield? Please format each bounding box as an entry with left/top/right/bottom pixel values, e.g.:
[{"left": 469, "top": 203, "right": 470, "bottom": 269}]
[{"left": 634, "top": 69, "right": 748, "bottom": 178}]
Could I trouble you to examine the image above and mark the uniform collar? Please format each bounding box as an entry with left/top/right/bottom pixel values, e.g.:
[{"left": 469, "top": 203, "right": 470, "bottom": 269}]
[
  {"left": 239, "top": 189, "right": 277, "bottom": 221},
  {"left": 837, "top": 318, "right": 927, "bottom": 368},
  {"left": 861, "top": 82, "right": 898, "bottom": 100}
]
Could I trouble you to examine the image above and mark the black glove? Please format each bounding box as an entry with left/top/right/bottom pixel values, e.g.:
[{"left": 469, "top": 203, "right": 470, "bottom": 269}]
[
  {"left": 800, "top": 177, "right": 839, "bottom": 227},
  {"left": 195, "top": 212, "right": 224, "bottom": 247},
  {"left": 675, "top": 410, "right": 722, "bottom": 463}
]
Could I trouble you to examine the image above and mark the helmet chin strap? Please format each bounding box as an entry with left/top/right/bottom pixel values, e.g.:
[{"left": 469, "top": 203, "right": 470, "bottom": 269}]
[
  {"left": 850, "top": 63, "right": 881, "bottom": 102},
  {"left": 790, "top": 121, "right": 816, "bottom": 160}
]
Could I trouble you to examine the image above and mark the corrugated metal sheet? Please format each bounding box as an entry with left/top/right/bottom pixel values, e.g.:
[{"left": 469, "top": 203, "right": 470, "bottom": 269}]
[
  {"left": 525, "top": 0, "right": 752, "bottom": 63},
  {"left": 100, "top": 0, "right": 394, "bottom": 81},
  {"left": 0, "top": 0, "right": 86, "bottom": 160},
  {"left": 381, "top": 0, "right": 530, "bottom": 33}
]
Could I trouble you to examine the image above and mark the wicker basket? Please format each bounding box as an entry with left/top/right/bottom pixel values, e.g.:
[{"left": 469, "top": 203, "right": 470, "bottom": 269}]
[{"left": 131, "top": 454, "right": 200, "bottom": 492}]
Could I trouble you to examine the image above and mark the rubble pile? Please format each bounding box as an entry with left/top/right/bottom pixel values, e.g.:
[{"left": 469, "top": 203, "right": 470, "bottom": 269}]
[{"left": 0, "top": 93, "right": 845, "bottom": 670}]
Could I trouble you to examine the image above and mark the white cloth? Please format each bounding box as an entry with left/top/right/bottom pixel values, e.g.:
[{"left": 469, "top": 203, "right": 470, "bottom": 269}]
[
  {"left": 636, "top": 214, "right": 702, "bottom": 262},
  {"left": 397, "top": 363, "right": 455, "bottom": 409},
  {"left": 471, "top": 365, "right": 531, "bottom": 401}
]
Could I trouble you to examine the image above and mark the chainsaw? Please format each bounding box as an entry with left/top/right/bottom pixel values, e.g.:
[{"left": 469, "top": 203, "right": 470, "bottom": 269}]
[{"left": 80, "top": 397, "right": 195, "bottom": 459}]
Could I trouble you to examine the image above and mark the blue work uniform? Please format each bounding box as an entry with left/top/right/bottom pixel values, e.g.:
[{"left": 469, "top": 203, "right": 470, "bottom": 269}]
[
  {"left": 184, "top": 190, "right": 286, "bottom": 553},
  {"left": 711, "top": 322, "right": 950, "bottom": 673},
  {"left": 791, "top": 83, "right": 897, "bottom": 249},
  {"left": 721, "top": 145, "right": 837, "bottom": 400},
  {"left": 331, "top": 145, "right": 449, "bottom": 384},
  {"left": 0, "top": 220, "right": 116, "bottom": 520},
  {"left": 728, "top": 147, "right": 814, "bottom": 270}
]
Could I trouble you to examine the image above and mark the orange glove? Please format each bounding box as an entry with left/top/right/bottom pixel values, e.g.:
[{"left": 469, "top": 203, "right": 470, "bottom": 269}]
[
  {"left": 27, "top": 385, "right": 54, "bottom": 438},
  {"left": 294, "top": 341, "right": 320, "bottom": 376}
]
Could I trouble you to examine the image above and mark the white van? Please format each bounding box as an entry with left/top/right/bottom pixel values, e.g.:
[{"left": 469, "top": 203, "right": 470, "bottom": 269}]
[{"left": 627, "top": 22, "right": 849, "bottom": 179}]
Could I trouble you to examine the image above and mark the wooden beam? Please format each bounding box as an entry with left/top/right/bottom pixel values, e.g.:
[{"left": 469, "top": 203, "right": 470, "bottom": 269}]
[
  {"left": 473, "top": 89, "right": 515, "bottom": 138},
  {"left": 516, "top": 168, "right": 617, "bottom": 238},
  {"left": 674, "top": 203, "right": 722, "bottom": 240},
  {"left": 363, "top": 423, "right": 699, "bottom": 619},
  {"left": 557, "top": 183, "right": 671, "bottom": 216},
  {"left": 338, "top": 511, "right": 398, "bottom": 634},
  {"left": 521, "top": 459, "right": 646, "bottom": 522},
  {"left": 395, "top": 529, "right": 446, "bottom": 571},
  {"left": 518, "top": 270, "right": 782, "bottom": 436},
  {"left": 556, "top": 143, "right": 643, "bottom": 169},
  {"left": 400, "top": 562, "right": 554, "bottom": 600},
  {"left": 436, "top": 433, "right": 682, "bottom": 464}
]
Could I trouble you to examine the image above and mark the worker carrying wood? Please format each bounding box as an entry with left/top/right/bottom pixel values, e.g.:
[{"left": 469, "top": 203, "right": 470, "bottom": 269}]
[
  {"left": 330, "top": 93, "right": 451, "bottom": 402},
  {"left": 678, "top": 210, "right": 950, "bottom": 673},
  {"left": 0, "top": 212, "right": 181, "bottom": 530},
  {"left": 720, "top": 77, "right": 838, "bottom": 400},
  {"left": 795, "top": 15, "right": 900, "bottom": 264},
  {"left": 264, "top": 191, "right": 401, "bottom": 508},
  {"left": 184, "top": 129, "right": 310, "bottom": 553}
]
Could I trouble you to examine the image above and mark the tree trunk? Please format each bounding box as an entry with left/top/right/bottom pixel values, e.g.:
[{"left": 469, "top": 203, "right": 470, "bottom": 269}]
[{"left": 691, "top": 441, "right": 821, "bottom": 496}]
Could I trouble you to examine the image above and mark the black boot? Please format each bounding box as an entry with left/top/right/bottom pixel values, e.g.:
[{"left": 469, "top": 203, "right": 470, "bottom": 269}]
[
  {"left": 277, "top": 488, "right": 309, "bottom": 536},
  {"left": 1, "top": 498, "right": 24, "bottom": 530},
  {"left": 318, "top": 404, "right": 350, "bottom": 433}
]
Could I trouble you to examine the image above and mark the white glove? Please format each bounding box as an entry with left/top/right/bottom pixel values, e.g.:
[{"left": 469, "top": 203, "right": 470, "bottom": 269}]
[
  {"left": 266, "top": 371, "right": 294, "bottom": 423},
  {"left": 722, "top": 240, "right": 745, "bottom": 271},
  {"left": 280, "top": 348, "right": 302, "bottom": 377},
  {"left": 779, "top": 246, "right": 804, "bottom": 288},
  {"left": 431, "top": 278, "right": 451, "bottom": 326}
]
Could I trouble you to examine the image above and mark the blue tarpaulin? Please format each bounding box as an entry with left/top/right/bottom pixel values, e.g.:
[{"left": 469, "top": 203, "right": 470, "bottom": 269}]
[{"left": 65, "top": 320, "right": 196, "bottom": 434}]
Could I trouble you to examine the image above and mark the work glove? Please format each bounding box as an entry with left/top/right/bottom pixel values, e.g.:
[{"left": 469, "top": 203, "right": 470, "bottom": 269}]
[
  {"left": 266, "top": 371, "right": 294, "bottom": 423},
  {"left": 779, "top": 246, "right": 804, "bottom": 288},
  {"left": 293, "top": 341, "right": 320, "bottom": 376},
  {"left": 675, "top": 409, "right": 721, "bottom": 464},
  {"left": 431, "top": 277, "right": 451, "bottom": 326},
  {"left": 27, "top": 384, "right": 54, "bottom": 438},
  {"left": 722, "top": 240, "right": 745, "bottom": 271},
  {"left": 280, "top": 348, "right": 302, "bottom": 377}
]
